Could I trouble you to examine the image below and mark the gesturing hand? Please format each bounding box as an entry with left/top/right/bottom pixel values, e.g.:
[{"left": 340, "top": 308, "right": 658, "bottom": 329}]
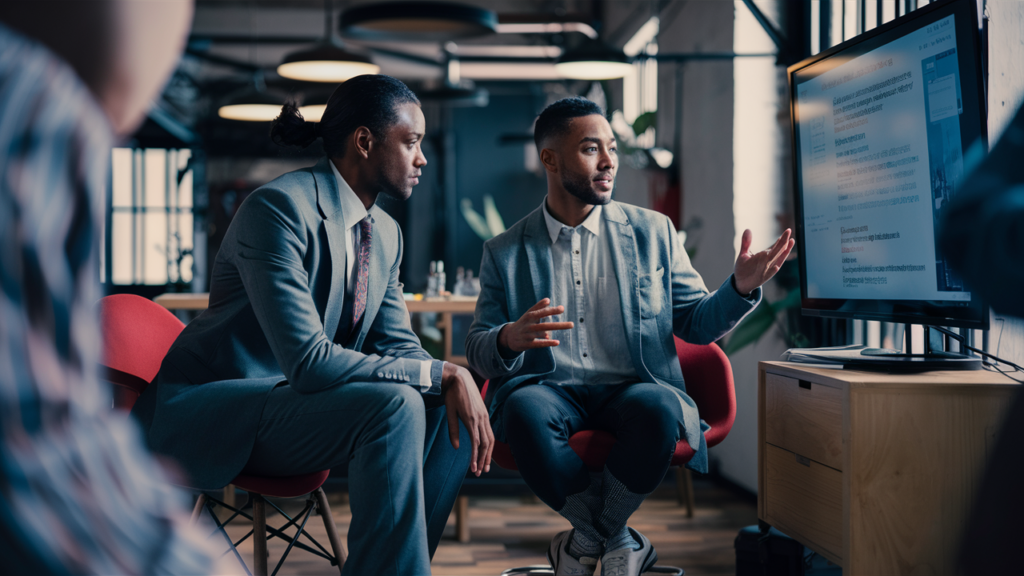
[
  {"left": 441, "top": 363, "right": 494, "bottom": 476},
  {"left": 733, "top": 228, "right": 796, "bottom": 296},
  {"left": 498, "top": 298, "right": 575, "bottom": 353}
]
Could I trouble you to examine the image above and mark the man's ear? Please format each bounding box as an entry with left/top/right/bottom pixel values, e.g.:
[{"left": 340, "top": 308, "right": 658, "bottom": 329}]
[
  {"left": 352, "top": 126, "right": 373, "bottom": 159},
  {"left": 539, "top": 147, "right": 559, "bottom": 175}
]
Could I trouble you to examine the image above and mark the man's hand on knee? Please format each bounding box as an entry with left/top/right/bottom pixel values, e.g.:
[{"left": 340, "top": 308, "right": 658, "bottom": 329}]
[{"left": 441, "top": 363, "right": 494, "bottom": 476}]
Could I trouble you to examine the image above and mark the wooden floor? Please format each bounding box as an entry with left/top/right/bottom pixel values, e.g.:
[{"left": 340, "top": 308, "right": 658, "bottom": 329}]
[{"left": 215, "top": 477, "right": 756, "bottom": 575}]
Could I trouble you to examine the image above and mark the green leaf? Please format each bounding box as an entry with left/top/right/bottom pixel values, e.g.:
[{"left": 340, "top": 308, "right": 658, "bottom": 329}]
[
  {"left": 460, "top": 198, "right": 493, "bottom": 240},
  {"left": 632, "top": 111, "right": 657, "bottom": 136},
  {"left": 482, "top": 195, "right": 506, "bottom": 236},
  {"left": 769, "top": 288, "right": 802, "bottom": 313},
  {"left": 721, "top": 300, "right": 776, "bottom": 356}
]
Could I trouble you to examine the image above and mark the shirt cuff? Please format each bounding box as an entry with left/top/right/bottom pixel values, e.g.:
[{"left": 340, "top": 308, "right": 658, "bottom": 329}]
[
  {"left": 730, "top": 275, "right": 760, "bottom": 302},
  {"left": 496, "top": 323, "right": 524, "bottom": 364},
  {"left": 420, "top": 359, "right": 443, "bottom": 395}
]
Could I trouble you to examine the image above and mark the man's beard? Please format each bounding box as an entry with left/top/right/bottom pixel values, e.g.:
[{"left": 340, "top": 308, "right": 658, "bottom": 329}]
[
  {"left": 375, "top": 157, "right": 413, "bottom": 202},
  {"left": 561, "top": 169, "right": 612, "bottom": 205}
]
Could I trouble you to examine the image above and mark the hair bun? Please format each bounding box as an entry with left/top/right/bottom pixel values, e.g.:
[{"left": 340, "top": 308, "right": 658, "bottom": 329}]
[{"left": 270, "top": 102, "right": 318, "bottom": 148}]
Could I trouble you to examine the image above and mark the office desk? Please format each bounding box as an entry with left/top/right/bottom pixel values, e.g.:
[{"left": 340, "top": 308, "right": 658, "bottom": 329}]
[{"left": 758, "top": 361, "right": 1018, "bottom": 575}]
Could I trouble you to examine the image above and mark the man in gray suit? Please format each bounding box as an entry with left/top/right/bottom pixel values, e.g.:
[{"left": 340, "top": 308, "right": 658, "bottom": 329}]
[
  {"left": 467, "top": 97, "right": 793, "bottom": 575},
  {"left": 133, "top": 75, "right": 493, "bottom": 575}
]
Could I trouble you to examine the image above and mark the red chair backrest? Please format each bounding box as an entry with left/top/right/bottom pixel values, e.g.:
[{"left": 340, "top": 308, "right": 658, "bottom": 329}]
[
  {"left": 99, "top": 294, "right": 185, "bottom": 410},
  {"left": 674, "top": 337, "right": 736, "bottom": 448}
]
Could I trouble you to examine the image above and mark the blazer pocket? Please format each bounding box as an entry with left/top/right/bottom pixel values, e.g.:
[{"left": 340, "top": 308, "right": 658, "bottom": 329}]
[{"left": 639, "top": 267, "right": 665, "bottom": 319}]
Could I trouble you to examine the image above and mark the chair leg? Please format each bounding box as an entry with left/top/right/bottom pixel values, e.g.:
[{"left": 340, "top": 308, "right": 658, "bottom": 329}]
[
  {"left": 190, "top": 493, "right": 208, "bottom": 526},
  {"left": 252, "top": 494, "right": 268, "bottom": 576},
  {"left": 674, "top": 467, "right": 695, "bottom": 518},
  {"left": 313, "top": 488, "right": 347, "bottom": 573},
  {"left": 455, "top": 494, "right": 470, "bottom": 543}
]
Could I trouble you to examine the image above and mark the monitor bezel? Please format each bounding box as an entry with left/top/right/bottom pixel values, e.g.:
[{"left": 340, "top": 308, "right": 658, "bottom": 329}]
[{"left": 788, "top": 0, "right": 989, "bottom": 330}]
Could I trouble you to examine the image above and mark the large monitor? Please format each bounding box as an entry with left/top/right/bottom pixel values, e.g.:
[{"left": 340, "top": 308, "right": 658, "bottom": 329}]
[{"left": 789, "top": 0, "right": 988, "bottom": 330}]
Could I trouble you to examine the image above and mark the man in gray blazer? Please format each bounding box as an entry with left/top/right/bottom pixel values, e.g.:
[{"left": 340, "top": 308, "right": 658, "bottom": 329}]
[
  {"left": 133, "top": 75, "right": 493, "bottom": 575},
  {"left": 467, "top": 97, "right": 793, "bottom": 575}
]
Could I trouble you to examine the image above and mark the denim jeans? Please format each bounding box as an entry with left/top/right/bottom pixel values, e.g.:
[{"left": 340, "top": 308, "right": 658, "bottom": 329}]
[
  {"left": 501, "top": 381, "right": 685, "bottom": 510},
  {"left": 242, "top": 382, "right": 470, "bottom": 576}
]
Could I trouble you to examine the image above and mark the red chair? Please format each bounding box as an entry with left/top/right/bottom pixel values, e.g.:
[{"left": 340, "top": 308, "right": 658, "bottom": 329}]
[
  {"left": 99, "top": 294, "right": 347, "bottom": 576},
  {"left": 484, "top": 338, "right": 735, "bottom": 575}
]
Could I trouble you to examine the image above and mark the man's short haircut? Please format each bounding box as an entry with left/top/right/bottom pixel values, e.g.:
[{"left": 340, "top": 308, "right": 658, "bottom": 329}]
[{"left": 533, "top": 97, "right": 605, "bottom": 150}]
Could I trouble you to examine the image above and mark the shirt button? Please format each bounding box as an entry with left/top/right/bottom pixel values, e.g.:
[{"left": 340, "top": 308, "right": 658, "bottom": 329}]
[
  {"left": 579, "top": 318, "right": 584, "bottom": 322},
  {"left": 575, "top": 250, "right": 580, "bottom": 254},
  {"left": 377, "top": 372, "right": 384, "bottom": 378},
  {"left": 583, "top": 353, "right": 588, "bottom": 358},
  {"left": 576, "top": 280, "right": 581, "bottom": 285}
]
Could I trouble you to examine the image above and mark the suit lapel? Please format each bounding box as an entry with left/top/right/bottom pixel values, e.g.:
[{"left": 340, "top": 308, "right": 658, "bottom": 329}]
[
  {"left": 312, "top": 158, "right": 348, "bottom": 342},
  {"left": 522, "top": 208, "right": 552, "bottom": 307},
  {"left": 604, "top": 203, "right": 641, "bottom": 358}
]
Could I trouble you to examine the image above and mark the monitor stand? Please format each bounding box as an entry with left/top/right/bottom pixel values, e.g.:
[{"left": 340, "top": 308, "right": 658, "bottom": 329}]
[{"left": 782, "top": 344, "right": 982, "bottom": 373}]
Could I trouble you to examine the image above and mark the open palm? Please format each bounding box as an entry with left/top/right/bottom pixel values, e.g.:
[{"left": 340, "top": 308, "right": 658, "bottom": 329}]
[{"left": 733, "top": 228, "right": 795, "bottom": 296}]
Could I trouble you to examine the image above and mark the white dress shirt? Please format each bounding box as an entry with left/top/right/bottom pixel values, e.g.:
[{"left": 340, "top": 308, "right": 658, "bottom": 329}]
[
  {"left": 541, "top": 200, "right": 639, "bottom": 386},
  {"left": 330, "top": 160, "right": 435, "bottom": 392}
]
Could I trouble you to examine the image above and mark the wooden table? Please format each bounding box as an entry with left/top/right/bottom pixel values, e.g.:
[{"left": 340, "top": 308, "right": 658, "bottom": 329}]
[
  {"left": 153, "top": 292, "right": 209, "bottom": 310},
  {"left": 154, "top": 293, "right": 477, "bottom": 363},
  {"left": 758, "top": 361, "right": 1018, "bottom": 575}
]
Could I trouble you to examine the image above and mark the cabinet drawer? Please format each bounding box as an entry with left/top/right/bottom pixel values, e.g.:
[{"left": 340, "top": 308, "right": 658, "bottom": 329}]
[
  {"left": 764, "top": 444, "right": 843, "bottom": 561},
  {"left": 765, "top": 373, "right": 843, "bottom": 470}
]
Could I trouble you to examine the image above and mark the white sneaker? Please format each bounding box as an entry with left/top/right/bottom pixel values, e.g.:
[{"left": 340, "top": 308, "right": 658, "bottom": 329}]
[
  {"left": 599, "top": 528, "right": 658, "bottom": 576},
  {"left": 547, "top": 530, "right": 599, "bottom": 576}
]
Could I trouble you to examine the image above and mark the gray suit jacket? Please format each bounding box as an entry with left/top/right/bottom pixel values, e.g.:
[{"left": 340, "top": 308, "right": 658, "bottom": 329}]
[
  {"left": 133, "top": 158, "right": 437, "bottom": 489},
  {"left": 466, "top": 202, "right": 759, "bottom": 473}
]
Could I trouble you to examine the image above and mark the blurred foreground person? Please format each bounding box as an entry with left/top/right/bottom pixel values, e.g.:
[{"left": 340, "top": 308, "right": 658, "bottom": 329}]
[
  {"left": 0, "top": 1, "right": 228, "bottom": 573},
  {"left": 941, "top": 105, "right": 1024, "bottom": 576}
]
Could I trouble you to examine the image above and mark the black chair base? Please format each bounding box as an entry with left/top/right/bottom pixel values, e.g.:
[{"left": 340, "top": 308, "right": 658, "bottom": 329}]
[
  {"left": 500, "top": 565, "right": 684, "bottom": 575},
  {"left": 191, "top": 487, "right": 345, "bottom": 576}
]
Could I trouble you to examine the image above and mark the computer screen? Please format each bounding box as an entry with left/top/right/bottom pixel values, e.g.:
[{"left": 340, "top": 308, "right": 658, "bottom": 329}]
[{"left": 789, "top": 0, "right": 988, "bottom": 329}]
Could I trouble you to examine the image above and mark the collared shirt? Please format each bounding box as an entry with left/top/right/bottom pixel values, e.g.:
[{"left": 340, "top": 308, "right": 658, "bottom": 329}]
[
  {"left": 329, "top": 160, "right": 436, "bottom": 392},
  {"left": 541, "top": 200, "right": 639, "bottom": 385}
]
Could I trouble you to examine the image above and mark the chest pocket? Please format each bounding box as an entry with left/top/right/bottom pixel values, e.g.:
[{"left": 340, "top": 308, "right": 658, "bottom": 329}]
[{"left": 639, "top": 267, "right": 665, "bottom": 319}]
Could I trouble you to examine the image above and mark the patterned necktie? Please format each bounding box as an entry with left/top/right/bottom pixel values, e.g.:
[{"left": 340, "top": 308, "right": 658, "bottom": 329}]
[{"left": 351, "top": 216, "right": 372, "bottom": 334}]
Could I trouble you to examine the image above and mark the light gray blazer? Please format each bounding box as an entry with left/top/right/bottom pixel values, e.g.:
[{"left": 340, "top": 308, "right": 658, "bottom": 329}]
[
  {"left": 132, "top": 157, "right": 436, "bottom": 489},
  {"left": 465, "top": 201, "right": 759, "bottom": 473}
]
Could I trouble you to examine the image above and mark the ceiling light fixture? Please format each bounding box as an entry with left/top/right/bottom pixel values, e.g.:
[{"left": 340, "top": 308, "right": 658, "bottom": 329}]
[
  {"left": 217, "top": 73, "right": 286, "bottom": 122},
  {"left": 340, "top": 1, "right": 497, "bottom": 42},
  {"left": 555, "top": 39, "right": 632, "bottom": 80},
  {"left": 278, "top": 0, "right": 379, "bottom": 83}
]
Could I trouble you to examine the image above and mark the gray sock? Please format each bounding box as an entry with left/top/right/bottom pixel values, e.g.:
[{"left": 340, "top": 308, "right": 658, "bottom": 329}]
[
  {"left": 594, "top": 469, "right": 650, "bottom": 543},
  {"left": 557, "top": 473, "right": 605, "bottom": 559},
  {"left": 568, "top": 528, "right": 603, "bottom": 560},
  {"left": 604, "top": 526, "right": 640, "bottom": 552}
]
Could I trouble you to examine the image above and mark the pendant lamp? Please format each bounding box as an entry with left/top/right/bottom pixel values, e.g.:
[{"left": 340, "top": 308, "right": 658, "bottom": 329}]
[
  {"left": 278, "top": 0, "right": 379, "bottom": 82},
  {"left": 555, "top": 39, "right": 632, "bottom": 80},
  {"left": 217, "top": 73, "right": 286, "bottom": 122},
  {"left": 340, "top": 1, "right": 497, "bottom": 42}
]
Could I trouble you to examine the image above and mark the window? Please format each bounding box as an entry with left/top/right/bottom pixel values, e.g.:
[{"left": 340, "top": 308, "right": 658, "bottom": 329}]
[
  {"left": 623, "top": 16, "right": 659, "bottom": 149},
  {"left": 105, "top": 148, "right": 194, "bottom": 286}
]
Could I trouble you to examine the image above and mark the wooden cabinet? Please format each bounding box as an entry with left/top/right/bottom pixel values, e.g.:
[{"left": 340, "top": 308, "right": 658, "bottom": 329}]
[{"left": 758, "top": 362, "right": 1018, "bottom": 575}]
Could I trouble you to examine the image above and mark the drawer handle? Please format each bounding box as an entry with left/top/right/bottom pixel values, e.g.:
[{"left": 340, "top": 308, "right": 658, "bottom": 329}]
[
  {"left": 795, "top": 455, "right": 811, "bottom": 467},
  {"left": 798, "top": 380, "right": 812, "bottom": 390}
]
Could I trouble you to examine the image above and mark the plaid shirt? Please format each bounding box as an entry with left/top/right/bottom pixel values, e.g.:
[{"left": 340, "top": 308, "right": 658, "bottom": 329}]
[{"left": 0, "top": 23, "right": 225, "bottom": 574}]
